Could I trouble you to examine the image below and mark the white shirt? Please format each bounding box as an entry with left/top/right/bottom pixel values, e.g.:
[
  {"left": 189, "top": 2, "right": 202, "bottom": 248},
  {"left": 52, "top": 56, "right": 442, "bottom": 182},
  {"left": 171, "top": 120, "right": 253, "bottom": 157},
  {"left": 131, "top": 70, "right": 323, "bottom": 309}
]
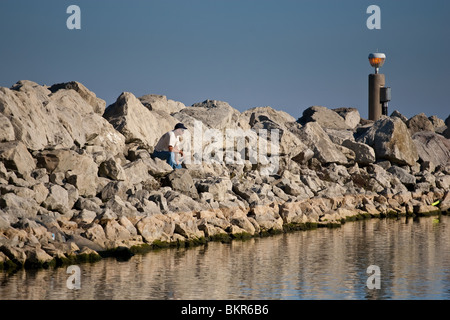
[{"left": 154, "top": 130, "right": 179, "bottom": 152}]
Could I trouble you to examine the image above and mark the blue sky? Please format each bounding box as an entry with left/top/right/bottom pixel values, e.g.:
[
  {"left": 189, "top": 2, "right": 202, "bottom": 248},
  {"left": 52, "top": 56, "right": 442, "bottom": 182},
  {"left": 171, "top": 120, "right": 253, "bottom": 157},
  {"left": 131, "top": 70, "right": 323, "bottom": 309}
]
[{"left": 1, "top": 0, "right": 449, "bottom": 121}]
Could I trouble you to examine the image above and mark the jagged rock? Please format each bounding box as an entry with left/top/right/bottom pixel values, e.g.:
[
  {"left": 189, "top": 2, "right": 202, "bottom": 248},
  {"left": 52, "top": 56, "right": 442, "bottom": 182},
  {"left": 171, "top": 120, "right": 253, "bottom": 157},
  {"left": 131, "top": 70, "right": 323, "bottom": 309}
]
[
  {"left": 82, "top": 223, "right": 107, "bottom": 249},
  {"left": 104, "top": 92, "right": 178, "bottom": 149},
  {"left": 72, "top": 209, "right": 97, "bottom": 225},
  {"left": 138, "top": 94, "right": 186, "bottom": 114},
  {"left": 298, "top": 106, "right": 350, "bottom": 130},
  {"left": 24, "top": 245, "right": 54, "bottom": 267},
  {"left": 162, "top": 169, "right": 198, "bottom": 199},
  {"left": 1, "top": 81, "right": 115, "bottom": 151},
  {"left": 196, "top": 177, "right": 232, "bottom": 202},
  {"left": 436, "top": 175, "right": 450, "bottom": 190},
  {"left": 102, "top": 220, "right": 132, "bottom": 243},
  {"left": 390, "top": 110, "right": 408, "bottom": 122},
  {"left": 325, "top": 128, "right": 355, "bottom": 145},
  {"left": 428, "top": 115, "right": 445, "bottom": 129},
  {"left": 387, "top": 166, "right": 416, "bottom": 187},
  {"left": 148, "top": 191, "right": 169, "bottom": 212},
  {"left": 0, "top": 244, "right": 27, "bottom": 265},
  {"left": 100, "top": 181, "right": 130, "bottom": 201},
  {"left": 142, "top": 157, "right": 174, "bottom": 177},
  {"left": 99, "top": 158, "right": 126, "bottom": 181},
  {"left": 241, "top": 106, "right": 297, "bottom": 129},
  {"left": 297, "top": 122, "right": 347, "bottom": 164},
  {"left": 0, "top": 141, "right": 36, "bottom": 178},
  {"left": 164, "top": 190, "right": 205, "bottom": 213},
  {"left": 49, "top": 81, "right": 106, "bottom": 115},
  {"left": 74, "top": 197, "right": 102, "bottom": 214},
  {"left": 332, "top": 107, "right": 361, "bottom": 129},
  {"left": 0, "top": 114, "right": 15, "bottom": 142},
  {"left": 0, "top": 214, "right": 10, "bottom": 231},
  {"left": 406, "top": 113, "right": 435, "bottom": 135},
  {"left": 174, "top": 212, "right": 204, "bottom": 239},
  {"left": 0, "top": 193, "right": 39, "bottom": 220},
  {"left": 357, "top": 117, "right": 419, "bottom": 166},
  {"left": 412, "top": 131, "right": 450, "bottom": 168},
  {"left": 136, "top": 215, "right": 173, "bottom": 243},
  {"left": 37, "top": 149, "right": 98, "bottom": 197},
  {"left": 122, "top": 159, "right": 157, "bottom": 186},
  {"left": 179, "top": 99, "right": 241, "bottom": 131},
  {"left": 342, "top": 139, "right": 376, "bottom": 165},
  {"left": 42, "top": 185, "right": 69, "bottom": 213},
  {"left": 104, "top": 195, "right": 140, "bottom": 218}
]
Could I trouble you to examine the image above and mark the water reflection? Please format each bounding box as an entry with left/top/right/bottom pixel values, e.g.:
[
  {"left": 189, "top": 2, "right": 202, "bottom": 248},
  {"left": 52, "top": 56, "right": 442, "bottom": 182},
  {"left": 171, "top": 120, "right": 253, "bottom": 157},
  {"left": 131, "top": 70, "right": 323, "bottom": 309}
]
[{"left": 1, "top": 216, "right": 449, "bottom": 300}]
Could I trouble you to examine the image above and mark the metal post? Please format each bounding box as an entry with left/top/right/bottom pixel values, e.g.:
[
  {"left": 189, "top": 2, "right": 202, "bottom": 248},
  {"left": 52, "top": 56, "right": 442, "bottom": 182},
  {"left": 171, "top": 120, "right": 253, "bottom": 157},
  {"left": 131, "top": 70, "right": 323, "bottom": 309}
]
[{"left": 368, "top": 73, "right": 385, "bottom": 121}]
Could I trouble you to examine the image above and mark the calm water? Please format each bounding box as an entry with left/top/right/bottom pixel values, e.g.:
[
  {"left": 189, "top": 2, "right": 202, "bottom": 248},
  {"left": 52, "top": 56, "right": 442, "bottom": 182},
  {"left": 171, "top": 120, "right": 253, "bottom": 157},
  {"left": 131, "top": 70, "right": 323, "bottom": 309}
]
[{"left": 1, "top": 215, "right": 450, "bottom": 300}]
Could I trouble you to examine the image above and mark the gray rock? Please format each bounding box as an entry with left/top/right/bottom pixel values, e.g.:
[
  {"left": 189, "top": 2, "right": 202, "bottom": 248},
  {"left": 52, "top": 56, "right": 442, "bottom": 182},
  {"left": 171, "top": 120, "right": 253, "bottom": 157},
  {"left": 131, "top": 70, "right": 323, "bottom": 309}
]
[
  {"left": 390, "top": 110, "right": 408, "bottom": 122},
  {"left": 162, "top": 169, "right": 199, "bottom": 199},
  {"left": 99, "top": 158, "right": 126, "bottom": 181},
  {"left": 122, "top": 159, "right": 156, "bottom": 186},
  {"left": 412, "top": 131, "right": 450, "bottom": 168},
  {"left": 0, "top": 141, "right": 36, "bottom": 178},
  {"left": 0, "top": 193, "right": 39, "bottom": 220},
  {"left": 297, "top": 122, "right": 347, "bottom": 164},
  {"left": 406, "top": 113, "right": 435, "bottom": 135},
  {"left": 179, "top": 99, "right": 241, "bottom": 131},
  {"left": 332, "top": 107, "right": 361, "bottom": 129},
  {"left": 101, "top": 181, "right": 130, "bottom": 201},
  {"left": 0, "top": 213, "right": 10, "bottom": 231},
  {"left": 138, "top": 94, "right": 186, "bottom": 114},
  {"left": 1, "top": 81, "right": 115, "bottom": 151},
  {"left": 298, "top": 106, "right": 350, "bottom": 130},
  {"left": 387, "top": 166, "right": 416, "bottom": 187},
  {"left": 325, "top": 128, "right": 355, "bottom": 145},
  {"left": 104, "top": 92, "right": 178, "bottom": 149},
  {"left": 196, "top": 177, "right": 232, "bottom": 202},
  {"left": 37, "top": 149, "right": 98, "bottom": 197},
  {"left": 357, "top": 117, "right": 419, "bottom": 166},
  {"left": 428, "top": 115, "right": 445, "bottom": 129},
  {"left": 42, "top": 185, "right": 69, "bottom": 213},
  {"left": 342, "top": 139, "right": 376, "bottom": 165},
  {"left": 49, "top": 81, "right": 106, "bottom": 115},
  {"left": 0, "top": 114, "right": 15, "bottom": 142}
]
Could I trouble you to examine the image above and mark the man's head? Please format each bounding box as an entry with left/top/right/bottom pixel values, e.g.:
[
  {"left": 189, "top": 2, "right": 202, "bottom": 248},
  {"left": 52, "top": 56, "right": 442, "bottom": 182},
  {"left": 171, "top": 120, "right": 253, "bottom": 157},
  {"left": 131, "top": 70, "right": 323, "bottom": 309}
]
[{"left": 173, "top": 123, "right": 187, "bottom": 136}]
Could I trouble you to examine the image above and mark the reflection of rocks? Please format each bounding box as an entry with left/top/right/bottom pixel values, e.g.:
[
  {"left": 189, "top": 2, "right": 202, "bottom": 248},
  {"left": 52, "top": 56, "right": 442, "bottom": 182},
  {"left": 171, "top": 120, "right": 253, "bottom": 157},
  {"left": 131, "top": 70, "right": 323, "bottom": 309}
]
[{"left": 0, "top": 80, "right": 449, "bottom": 270}]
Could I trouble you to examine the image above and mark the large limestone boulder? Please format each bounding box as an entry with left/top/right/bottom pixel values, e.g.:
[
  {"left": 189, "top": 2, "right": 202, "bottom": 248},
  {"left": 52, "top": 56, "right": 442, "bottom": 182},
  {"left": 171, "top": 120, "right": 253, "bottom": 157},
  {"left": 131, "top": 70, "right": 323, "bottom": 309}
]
[
  {"left": 332, "top": 108, "right": 361, "bottom": 129},
  {"left": 49, "top": 81, "right": 106, "bottom": 115},
  {"left": 103, "top": 92, "right": 178, "bottom": 149},
  {"left": 298, "top": 106, "right": 351, "bottom": 130},
  {"left": 240, "top": 106, "right": 297, "bottom": 129},
  {"left": 178, "top": 99, "right": 241, "bottom": 131},
  {"left": 138, "top": 94, "right": 186, "bottom": 114},
  {"left": 406, "top": 113, "right": 435, "bottom": 135},
  {"left": 357, "top": 117, "right": 419, "bottom": 166},
  {"left": 36, "top": 149, "right": 99, "bottom": 197},
  {"left": 0, "top": 80, "right": 117, "bottom": 151},
  {"left": 162, "top": 169, "right": 199, "bottom": 200},
  {"left": 342, "top": 140, "right": 376, "bottom": 165},
  {"left": 0, "top": 114, "right": 15, "bottom": 142},
  {"left": 0, "top": 141, "right": 36, "bottom": 178},
  {"left": 297, "top": 122, "right": 347, "bottom": 164},
  {"left": 412, "top": 131, "right": 450, "bottom": 167}
]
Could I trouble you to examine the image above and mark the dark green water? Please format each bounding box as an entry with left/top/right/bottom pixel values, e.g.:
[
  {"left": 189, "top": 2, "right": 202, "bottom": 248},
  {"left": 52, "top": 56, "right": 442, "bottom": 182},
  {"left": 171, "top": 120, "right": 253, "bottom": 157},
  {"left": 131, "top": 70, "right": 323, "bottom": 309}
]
[{"left": 1, "top": 215, "right": 449, "bottom": 300}]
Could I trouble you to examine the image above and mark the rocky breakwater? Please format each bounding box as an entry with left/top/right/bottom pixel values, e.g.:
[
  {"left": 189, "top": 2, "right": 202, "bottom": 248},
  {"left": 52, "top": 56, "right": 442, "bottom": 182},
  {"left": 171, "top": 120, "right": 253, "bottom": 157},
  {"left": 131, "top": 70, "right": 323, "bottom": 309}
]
[{"left": 1, "top": 80, "right": 449, "bottom": 270}]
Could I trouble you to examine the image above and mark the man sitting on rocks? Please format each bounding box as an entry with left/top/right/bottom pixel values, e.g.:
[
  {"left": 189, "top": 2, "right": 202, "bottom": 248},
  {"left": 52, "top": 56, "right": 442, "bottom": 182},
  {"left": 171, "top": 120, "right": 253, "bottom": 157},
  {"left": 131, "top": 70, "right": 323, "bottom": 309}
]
[{"left": 152, "top": 123, "right": 187, "bottom": 169}]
